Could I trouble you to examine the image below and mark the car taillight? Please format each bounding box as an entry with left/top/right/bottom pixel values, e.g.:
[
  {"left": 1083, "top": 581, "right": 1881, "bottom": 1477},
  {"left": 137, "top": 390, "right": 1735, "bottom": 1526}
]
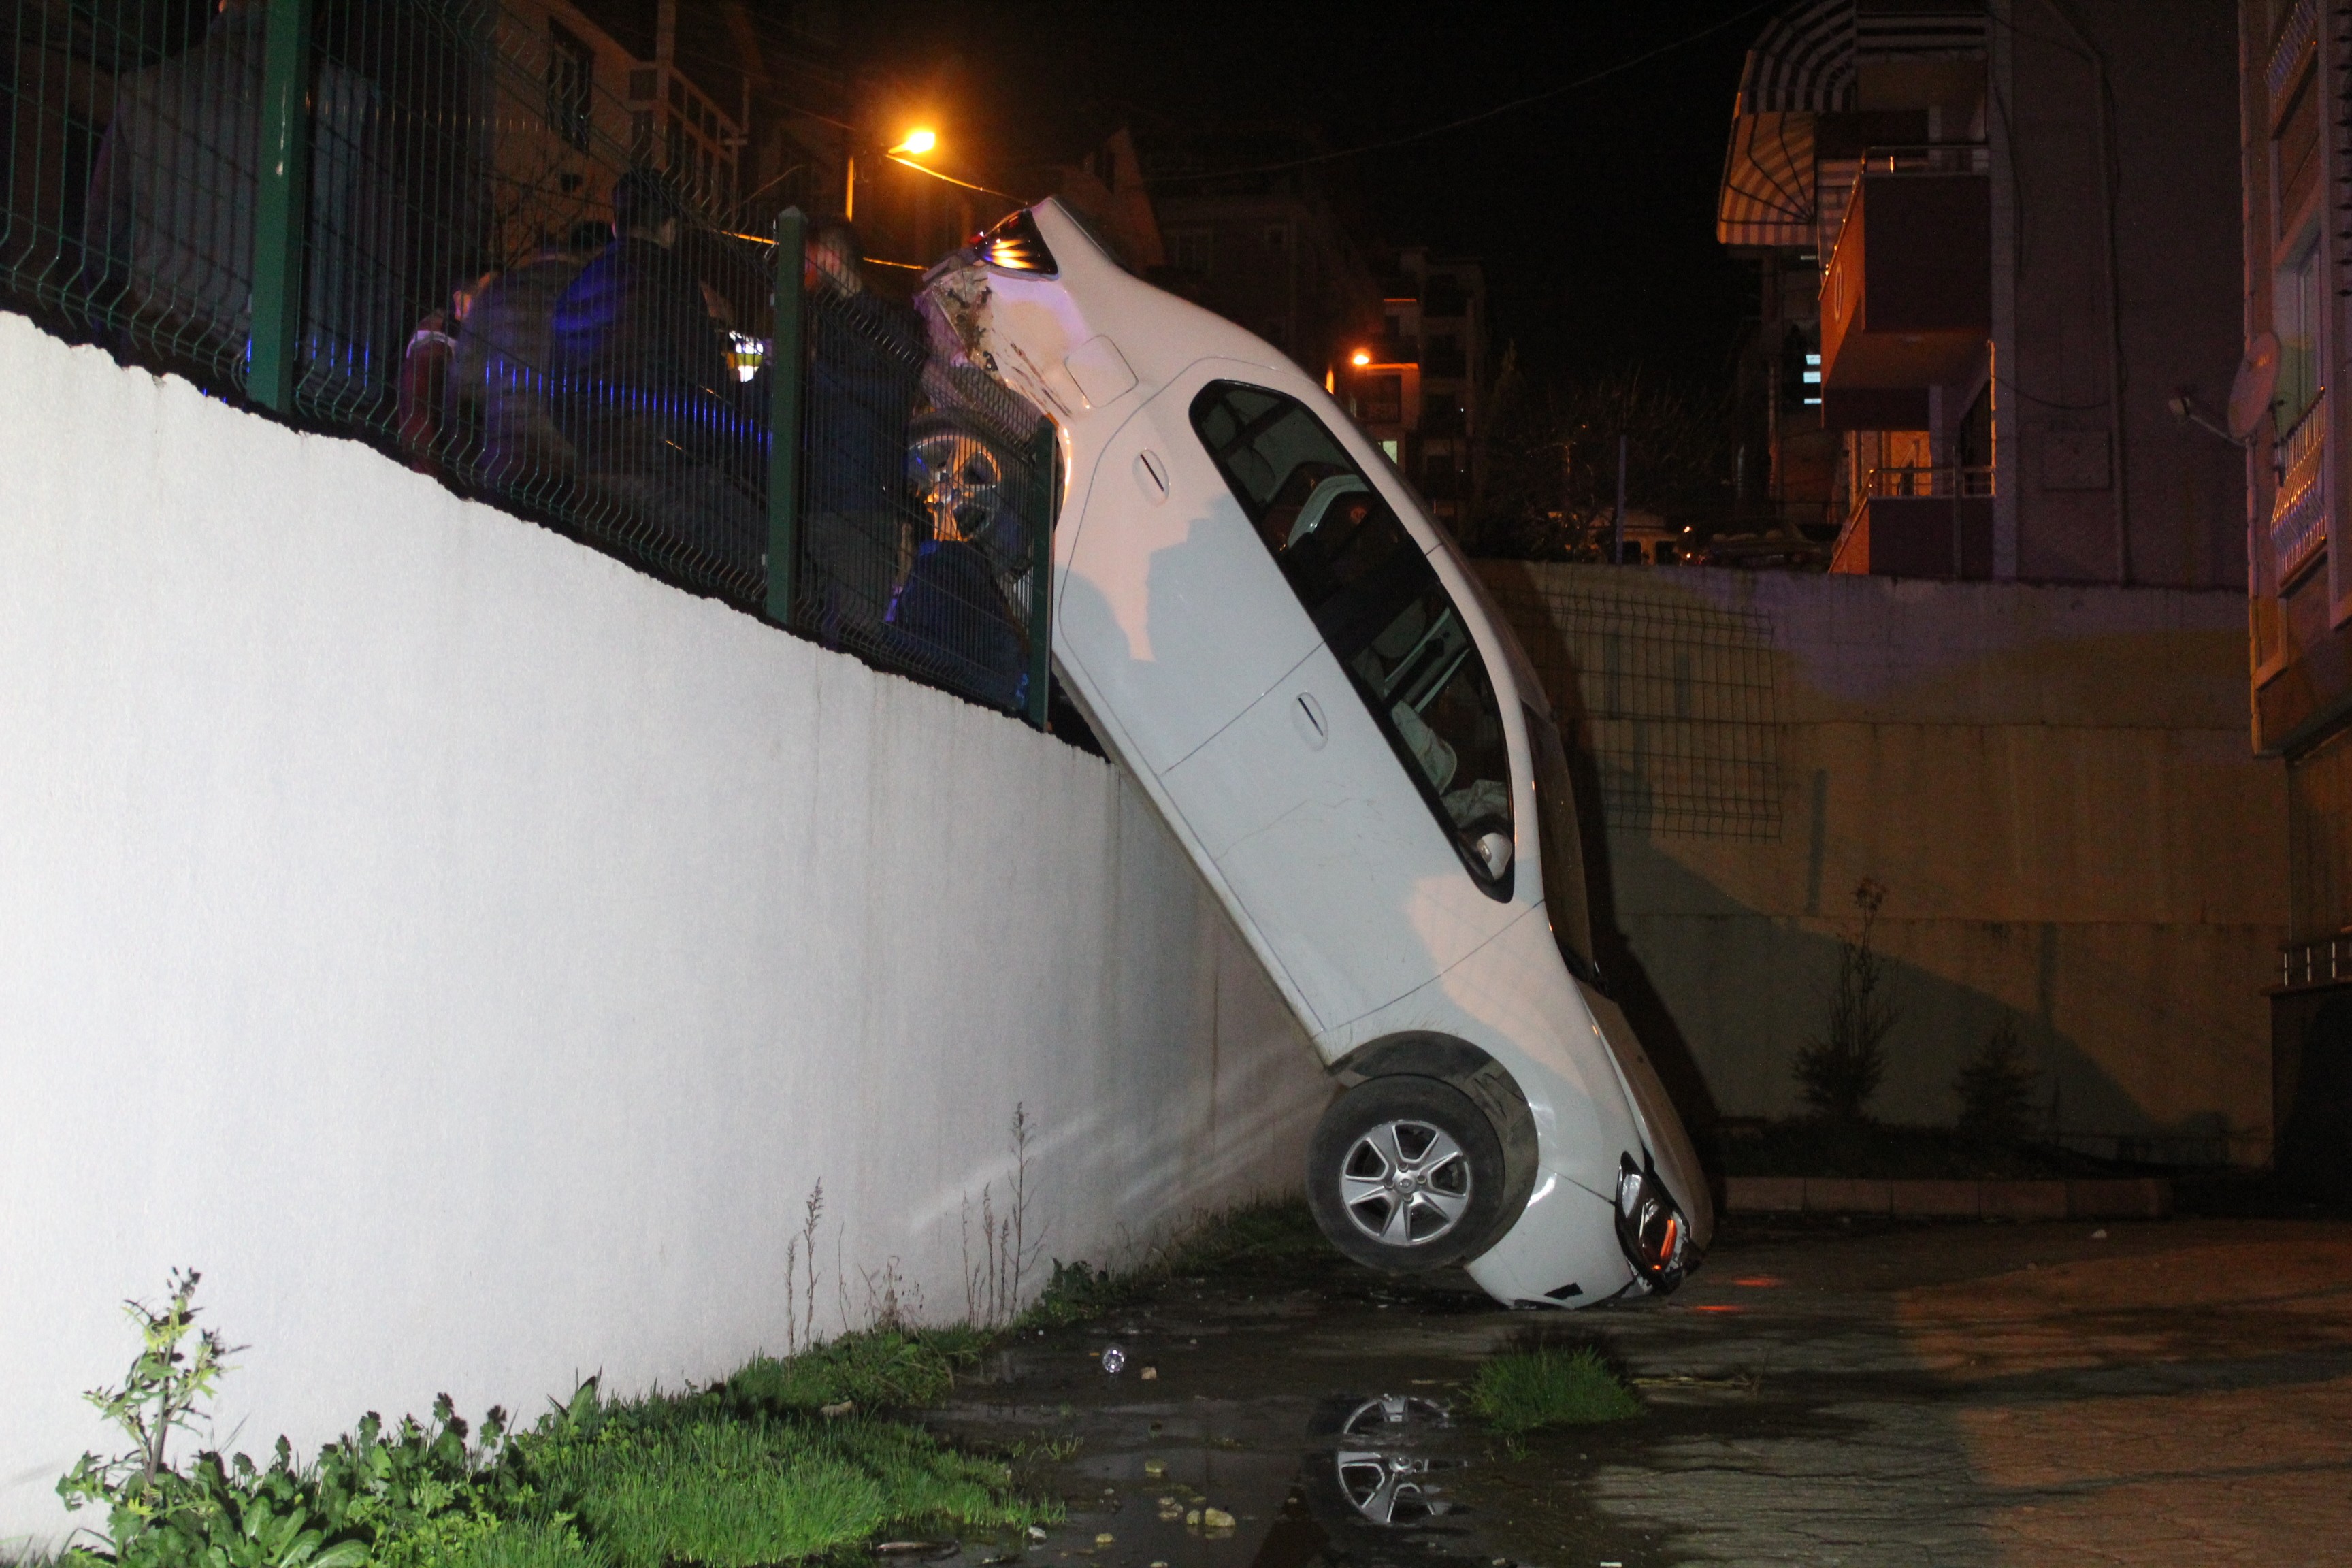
[
  {"left": 976, "top": 209, "right": 1056, "bottom": 275},
  {"left": 1615, "top": 1152, "right": 1690, "bottom": 1292}
]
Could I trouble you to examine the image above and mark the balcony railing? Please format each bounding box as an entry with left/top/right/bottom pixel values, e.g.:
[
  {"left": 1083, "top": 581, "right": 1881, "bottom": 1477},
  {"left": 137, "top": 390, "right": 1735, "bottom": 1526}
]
[
  {"left": 1847, "top": 464, "right": 1995, "bottom": 517},
  {"left": 1835, "top": 465, "right": 1995, "bottom": 579},
  {"left": 2272, "top": 391, "right": 2328, "bottom": 586},
  {"left": 2280, "top": 930, "right": 2352, "bottom": 991}
]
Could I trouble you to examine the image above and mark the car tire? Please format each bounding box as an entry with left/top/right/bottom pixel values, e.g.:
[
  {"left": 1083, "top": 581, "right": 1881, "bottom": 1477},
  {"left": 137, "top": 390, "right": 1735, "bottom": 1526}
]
[{"left": 1307, "top": 1076, "right": 1508, "bottom": 1273}]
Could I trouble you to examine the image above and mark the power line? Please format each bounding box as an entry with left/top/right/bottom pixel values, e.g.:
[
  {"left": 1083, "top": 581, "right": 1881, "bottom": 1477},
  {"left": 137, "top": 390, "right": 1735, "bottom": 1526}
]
[{"left": 1147, "top": 1, "right": 1777, "bottom": 186}]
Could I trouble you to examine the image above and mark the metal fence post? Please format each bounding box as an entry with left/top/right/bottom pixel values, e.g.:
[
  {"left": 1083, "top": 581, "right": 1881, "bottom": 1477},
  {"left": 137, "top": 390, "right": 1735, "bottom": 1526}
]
[
  {"left": 766, "top": 208, "right": 808, "bottom": 627},
  {"left": 1025, "top": 425, "right": 1057, "bottom": 730},
  {"left": 248, "top": 0, "right": 313, "bottom": 413}
]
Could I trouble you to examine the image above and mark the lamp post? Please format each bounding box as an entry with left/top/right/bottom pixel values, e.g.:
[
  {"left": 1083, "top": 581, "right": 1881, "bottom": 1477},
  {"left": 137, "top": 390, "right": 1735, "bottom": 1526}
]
[{"left": 844, "top": 129, "right": 936, "bottom": 221}]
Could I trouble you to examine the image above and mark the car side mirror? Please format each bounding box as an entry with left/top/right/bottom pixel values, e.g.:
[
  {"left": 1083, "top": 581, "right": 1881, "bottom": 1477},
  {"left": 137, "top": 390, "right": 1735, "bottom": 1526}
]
[{"left": 1474, "top": 830, "right": 1512, "bottom": 879}]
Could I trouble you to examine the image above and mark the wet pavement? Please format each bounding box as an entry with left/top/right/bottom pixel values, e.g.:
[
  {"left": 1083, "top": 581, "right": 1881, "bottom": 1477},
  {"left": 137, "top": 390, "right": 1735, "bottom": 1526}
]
[{"left": 919, "top": 1210, "right": 2352, "bottom": 1568}]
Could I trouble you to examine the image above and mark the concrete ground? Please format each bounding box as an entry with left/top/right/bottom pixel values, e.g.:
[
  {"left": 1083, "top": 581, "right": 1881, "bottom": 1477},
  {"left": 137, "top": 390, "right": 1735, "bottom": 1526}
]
[{"left": 930, "top": 1211, "right": 2352, "bottom": 1568}]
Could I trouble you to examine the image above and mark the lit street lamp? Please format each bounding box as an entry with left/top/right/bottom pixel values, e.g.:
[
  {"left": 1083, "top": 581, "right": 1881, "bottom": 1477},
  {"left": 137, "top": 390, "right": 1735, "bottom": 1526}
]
[{"left": 847, "top": 127, "right": 939, "bottom": 221}]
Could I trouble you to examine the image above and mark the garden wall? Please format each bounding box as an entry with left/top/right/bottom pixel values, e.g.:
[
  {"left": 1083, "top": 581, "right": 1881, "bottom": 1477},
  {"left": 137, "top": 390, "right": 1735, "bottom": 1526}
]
[
  {"left": 0, "top": 314, "right": 1328, "bottom": 1548},
  {"left": 1481, "top": 562, "right": 2287, "bottom": 1162}
]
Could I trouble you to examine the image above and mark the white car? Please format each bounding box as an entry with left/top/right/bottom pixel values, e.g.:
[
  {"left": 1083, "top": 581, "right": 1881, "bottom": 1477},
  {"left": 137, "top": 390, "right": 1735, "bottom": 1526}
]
[{"left": 919, "top": 200, "right": 1710, "bottom": 1306}]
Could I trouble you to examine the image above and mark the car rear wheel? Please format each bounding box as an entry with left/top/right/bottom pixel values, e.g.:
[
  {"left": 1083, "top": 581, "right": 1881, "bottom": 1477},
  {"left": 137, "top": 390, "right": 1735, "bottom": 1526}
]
[{"left": 1307, "top": 1077, "right": 1508, "bottom": 1272}]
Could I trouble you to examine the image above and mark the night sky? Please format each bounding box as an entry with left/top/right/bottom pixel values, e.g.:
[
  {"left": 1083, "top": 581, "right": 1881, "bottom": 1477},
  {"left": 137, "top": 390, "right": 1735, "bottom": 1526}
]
[{"left": 838, "top": 1, "right": 1768, "bottom": 393}]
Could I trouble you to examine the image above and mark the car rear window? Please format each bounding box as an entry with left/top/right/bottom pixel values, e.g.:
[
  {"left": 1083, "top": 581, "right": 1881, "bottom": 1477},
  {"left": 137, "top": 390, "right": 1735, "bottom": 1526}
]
[{"left": 1191, "top": 381, "right": 1515, "bottom": 898}]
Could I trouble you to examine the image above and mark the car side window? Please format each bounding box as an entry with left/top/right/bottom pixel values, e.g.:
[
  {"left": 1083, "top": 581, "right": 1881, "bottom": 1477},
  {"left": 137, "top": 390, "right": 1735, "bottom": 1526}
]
[{"left": 1190, "top": 382, "right": 1514, "bottom": 897}]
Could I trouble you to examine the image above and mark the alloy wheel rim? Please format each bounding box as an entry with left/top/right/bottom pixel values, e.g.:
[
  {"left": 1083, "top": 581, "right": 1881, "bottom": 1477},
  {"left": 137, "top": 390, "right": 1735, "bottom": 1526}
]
[{"left": 1337, "top": 1117, "right": 1472, "bottom": 1246}]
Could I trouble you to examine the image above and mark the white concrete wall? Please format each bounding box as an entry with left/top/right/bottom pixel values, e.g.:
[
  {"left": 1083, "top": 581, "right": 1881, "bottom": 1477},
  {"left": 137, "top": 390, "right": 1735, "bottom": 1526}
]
[
  {"left": 0, "top": 314, "right": 1328, "bottom": 1549},
  {"left": 1482, "top": 562, "right": 2286, "bottom": 1158}
]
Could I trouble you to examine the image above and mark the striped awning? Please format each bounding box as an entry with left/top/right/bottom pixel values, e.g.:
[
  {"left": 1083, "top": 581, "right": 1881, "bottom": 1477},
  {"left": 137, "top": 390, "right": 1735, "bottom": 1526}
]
[
  {"left": 1718, "top": 111, "right": 1819, "bottom": 246},
  {"left": 1857, "top": 5, "right": 1990, "bottom": 60},
  {"left": 1735, "top": 0, "right": 1855, "bottom": 115},
  {"left": 1733, "top": 1, "right": 1989, "bottom": 113},
  {"left": 1719, "top": 1, "right": 1988, "bottom": 248}
]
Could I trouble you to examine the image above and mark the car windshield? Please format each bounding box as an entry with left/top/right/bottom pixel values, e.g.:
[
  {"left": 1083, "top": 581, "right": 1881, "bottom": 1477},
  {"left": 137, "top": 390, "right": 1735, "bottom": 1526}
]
[{"left": 1191, "top": 382, "right": 1514, "bottom": 893}]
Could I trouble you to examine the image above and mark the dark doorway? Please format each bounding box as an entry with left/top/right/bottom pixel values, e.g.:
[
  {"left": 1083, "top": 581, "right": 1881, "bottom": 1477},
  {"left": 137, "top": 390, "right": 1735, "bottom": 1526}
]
[{"left": 2280, "top": 996, "right": 2352, "bottom": 1198}]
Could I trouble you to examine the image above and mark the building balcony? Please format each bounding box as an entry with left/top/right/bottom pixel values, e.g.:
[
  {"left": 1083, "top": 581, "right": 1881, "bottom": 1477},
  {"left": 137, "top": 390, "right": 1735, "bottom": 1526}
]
[
  {"left": 2271, "top": 391, "right": 2328, "bottom": 587},
  {"left": 1831, "top": 465, "right": 1994, "bottom": 578},
  {"left": 1819, "top": 157, "right": 1991, "bottom": 391}
]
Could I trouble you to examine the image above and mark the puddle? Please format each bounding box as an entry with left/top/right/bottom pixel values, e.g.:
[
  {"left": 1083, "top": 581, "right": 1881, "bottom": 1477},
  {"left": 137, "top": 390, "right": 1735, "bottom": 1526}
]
[{"left": 924, "top": 1244, "right": 1686, "bottom": 1567}]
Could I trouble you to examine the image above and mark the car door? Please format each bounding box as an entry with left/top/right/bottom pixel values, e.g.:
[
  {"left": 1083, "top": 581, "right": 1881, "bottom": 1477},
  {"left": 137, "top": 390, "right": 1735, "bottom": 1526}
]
[
  {"left": 1055, "top": 359, "right": 1324, "bottom": 777},
  {"left": 1162, "top": 381, "right": 1524, "bottom": 1033}
]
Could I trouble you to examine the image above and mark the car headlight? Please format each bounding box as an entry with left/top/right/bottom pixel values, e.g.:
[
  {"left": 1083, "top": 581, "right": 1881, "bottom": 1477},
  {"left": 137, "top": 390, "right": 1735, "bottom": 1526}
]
[{"left": 1615, "top": 1152, "right": 1690, "bottom": 1292}]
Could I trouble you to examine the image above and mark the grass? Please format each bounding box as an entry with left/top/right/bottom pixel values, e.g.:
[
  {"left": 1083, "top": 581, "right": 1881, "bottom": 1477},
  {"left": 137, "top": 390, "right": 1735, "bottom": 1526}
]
[
  {"left": 721, "top": 1326, "right": 985, "bottom": 1414},
  {"left": 522, "top": 1411, "right": 1045, "bottom": 1568},
  {"left": 1019, "top": 1196, "right": 1333, "bottom": 1326},
  {"left": 343, "top": 1367, "right": 1058, "bottom": 1568},
  {"left": 1468, "top": 1343, "right": 1644, "bottom": 1434},
  {"left": 378, "top": 1518, "right": 600, "bottom": 1568},
  {"left": 65, "top": 1204, "right": 1313, "bottom": 1568}
]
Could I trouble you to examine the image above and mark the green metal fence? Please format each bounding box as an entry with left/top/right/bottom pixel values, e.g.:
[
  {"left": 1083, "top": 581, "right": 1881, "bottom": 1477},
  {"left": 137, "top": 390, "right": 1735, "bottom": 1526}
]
[{"left": 0, "top": 0, "right": 1057, "bottom": 725}]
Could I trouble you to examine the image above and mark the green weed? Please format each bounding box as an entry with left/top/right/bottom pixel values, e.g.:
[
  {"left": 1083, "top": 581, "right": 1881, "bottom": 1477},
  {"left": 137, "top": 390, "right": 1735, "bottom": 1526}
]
[
  {"left": 56, "top": 1278, "right": 1048, "bottom": 1568},
  {"left": 1020, "top": 1197, "right": 1328, "bottom": 1326},
  {"left": 525, "top": 1414, "right": 1047, "bottom": 1568},
  {"left": 1467, "top": 1345, "right": 1643, "bottom": 1434},
  {"left": 372, "top": 1516, "right": 600, "bottom": 1568},
  {"left": 723, "top": 1328, "right": 982, "bottom": 1416}
]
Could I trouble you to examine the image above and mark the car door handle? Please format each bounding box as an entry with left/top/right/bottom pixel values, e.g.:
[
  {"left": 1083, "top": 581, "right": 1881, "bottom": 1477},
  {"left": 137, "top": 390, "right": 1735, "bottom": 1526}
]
[{"left": 1292, "top": 691, "right": 1328, "bottom": 750}]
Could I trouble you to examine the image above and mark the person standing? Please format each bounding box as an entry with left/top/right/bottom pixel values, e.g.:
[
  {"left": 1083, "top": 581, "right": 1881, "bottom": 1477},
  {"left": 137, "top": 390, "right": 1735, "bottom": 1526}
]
[
  {"left": 799, "top": 221, "right": 926, "bottom": 640},
  {"left": 550, "top": 169, "right": 760, "bottom": 585}
]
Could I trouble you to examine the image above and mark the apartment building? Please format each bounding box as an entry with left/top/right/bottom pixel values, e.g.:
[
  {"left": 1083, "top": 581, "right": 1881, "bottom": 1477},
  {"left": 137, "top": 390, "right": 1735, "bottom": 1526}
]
[
  {"left": 2240, "top": 0, "right": 2352, "bottom": 1191},
  {"left": 1716, "top": 0, "right": 2240, "bottom": 585}
]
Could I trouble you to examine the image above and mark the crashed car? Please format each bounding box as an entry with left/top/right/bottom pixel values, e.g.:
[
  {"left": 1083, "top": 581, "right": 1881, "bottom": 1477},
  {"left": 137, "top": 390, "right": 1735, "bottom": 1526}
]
[{"left": 918, "top": 200, "right": 1710, "bottom": 1306}]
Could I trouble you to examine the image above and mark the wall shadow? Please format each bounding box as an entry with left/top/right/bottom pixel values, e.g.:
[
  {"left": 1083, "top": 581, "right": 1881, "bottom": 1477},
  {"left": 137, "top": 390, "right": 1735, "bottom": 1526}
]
[
  {"left": 1481, "top": 562, "right": 2232, "bottom": 1171},
  {"left": 1497, "top": 573, "right": 1727, "bottom": 1164}
]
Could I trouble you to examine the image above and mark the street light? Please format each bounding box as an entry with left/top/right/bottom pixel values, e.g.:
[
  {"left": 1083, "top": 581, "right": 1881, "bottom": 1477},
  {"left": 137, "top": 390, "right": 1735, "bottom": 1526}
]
[
  {"left": 1350, "top": 349, "right": 1372, "bottom": 367},
  {"left": 848, "top": 129, "right": 940, "bottom": 221}
]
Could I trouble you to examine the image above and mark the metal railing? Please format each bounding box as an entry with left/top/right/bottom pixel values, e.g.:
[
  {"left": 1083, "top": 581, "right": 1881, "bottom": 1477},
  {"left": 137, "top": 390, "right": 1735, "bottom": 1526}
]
[
  {"left": 1847, "top": 463, "right": 1994, "bottom": 519},
  {"left": 0, "top": 0, "right": 1056, "bottom": 725},
  {"left": 2279, "top": 930, "right": 2352, "bottom": 991}
]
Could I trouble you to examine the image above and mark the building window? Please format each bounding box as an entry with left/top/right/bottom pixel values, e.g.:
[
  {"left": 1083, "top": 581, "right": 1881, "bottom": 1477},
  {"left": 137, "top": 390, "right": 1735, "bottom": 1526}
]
[
  {"left": 547, "top": 22, "right": 593, "bottom": 151},
  {"left": 1364, "top": 374, "right": 1403, "bottom": 425},
  {"left": 2278, "top": 238, "right": 2323, "bottom": 432}
]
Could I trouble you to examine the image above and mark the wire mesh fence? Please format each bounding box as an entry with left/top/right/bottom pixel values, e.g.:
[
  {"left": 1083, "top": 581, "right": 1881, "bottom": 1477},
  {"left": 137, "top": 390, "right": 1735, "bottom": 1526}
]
[
  {"left": 796, "top": 259, "right": 1052, "bottom": 716},
  {"left": 1488, "top": 572, "right": 1786, "bottom": 840},
  {"left": 0, "top": 0, "right": 1055, "bottom": 722}
]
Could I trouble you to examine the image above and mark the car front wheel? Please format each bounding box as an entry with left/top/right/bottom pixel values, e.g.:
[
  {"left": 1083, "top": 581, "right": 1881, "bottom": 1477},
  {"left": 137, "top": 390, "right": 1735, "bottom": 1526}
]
[{"left": 1307, "top": 1077, "right": 1508, "bottom": 1272}]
